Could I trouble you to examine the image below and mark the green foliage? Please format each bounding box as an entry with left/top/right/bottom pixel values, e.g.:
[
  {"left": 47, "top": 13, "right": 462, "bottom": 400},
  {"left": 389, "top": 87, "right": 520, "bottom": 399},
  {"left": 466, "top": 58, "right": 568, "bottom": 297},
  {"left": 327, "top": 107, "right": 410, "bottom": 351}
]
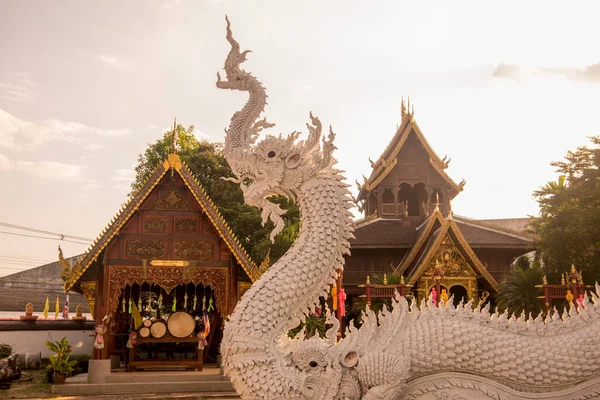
[
  {"left": 130, "top": 125, "right": 299, "bottom": 267},
  {"left": 45, "top": 337, "right": 77, "bottom": 376},
  {"left": 530, "top": 135, "right": 600, "bottom": 284},
  {"left": 496, "top": 261, "right": 543, "bottom": 319},
  {"left": 0, "top": 343, "right": 12, "bottom": 359}
]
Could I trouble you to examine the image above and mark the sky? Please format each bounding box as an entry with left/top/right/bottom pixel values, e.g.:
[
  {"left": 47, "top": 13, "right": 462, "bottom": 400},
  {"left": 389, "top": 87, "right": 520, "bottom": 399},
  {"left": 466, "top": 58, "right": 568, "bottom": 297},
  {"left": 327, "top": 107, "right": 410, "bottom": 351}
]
[{"left": 1, "top": 0, "right": 599, "bottom": 277}]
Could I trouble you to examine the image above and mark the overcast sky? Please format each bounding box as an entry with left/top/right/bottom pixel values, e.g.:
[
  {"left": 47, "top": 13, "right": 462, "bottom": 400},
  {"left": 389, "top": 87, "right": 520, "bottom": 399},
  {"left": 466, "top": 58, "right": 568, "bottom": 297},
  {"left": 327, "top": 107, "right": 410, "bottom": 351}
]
[{"left": 1, "top": 0, "right": 599, "bottom": 277}]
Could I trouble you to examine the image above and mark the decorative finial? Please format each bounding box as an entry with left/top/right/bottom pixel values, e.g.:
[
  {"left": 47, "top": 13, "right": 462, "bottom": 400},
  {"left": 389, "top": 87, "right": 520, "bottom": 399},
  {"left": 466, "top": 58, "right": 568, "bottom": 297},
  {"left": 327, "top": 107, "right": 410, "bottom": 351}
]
[
  {"left": 542, "top": 275, "right": 547, "bottom": 285},
  {"left": 561, "top": 273, "right": 565, "bottom": 285},
  {"left": 368, "top": 157, "right": 375, "bottom": 168},
  {"left": 401, "top": 96, "right": 406, "bottom": 119},
  {"left": 407, "top": 96, "right": 411, "bottom": 119},
  {"left": 366, "top": 275, "right": 371, "bottom": 285},
  {"left": 434, "top": 191, "right": 440, "bottom": 211},
  {"left": 170, "top": 117, "right": 178, "bottom": 155},
  {"left": 383, "top": 273, "right": 388, "bottom": 285},
  {"left": 400, "top": 274, "right": 405, "bottom": 284},
  {"left": 571, "top": 264, "right": 576, "bottom": 273}
]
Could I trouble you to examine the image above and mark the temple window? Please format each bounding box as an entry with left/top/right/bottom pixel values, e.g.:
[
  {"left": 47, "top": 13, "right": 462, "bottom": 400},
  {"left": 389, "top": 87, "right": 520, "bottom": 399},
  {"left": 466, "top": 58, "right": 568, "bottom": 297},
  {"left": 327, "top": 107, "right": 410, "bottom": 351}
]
[
  {"left": 381, "top": 188, "right": 395, "bottom": 216},
  {"left": 368, "top": 193, "right": 378, "bottom": 216},
  {"left": 398, "top": 182, "right": 428, "bottom": 217}
]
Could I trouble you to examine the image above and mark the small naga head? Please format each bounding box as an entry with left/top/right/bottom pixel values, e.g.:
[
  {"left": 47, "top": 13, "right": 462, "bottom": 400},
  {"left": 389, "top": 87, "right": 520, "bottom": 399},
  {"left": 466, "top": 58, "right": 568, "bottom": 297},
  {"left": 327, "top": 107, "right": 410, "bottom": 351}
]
[
  {"left": 217, "top": 17, "right": 336, "bottom": 241},
  {"left": 290, "top": 337, "right": 343, "bottom": 400}
]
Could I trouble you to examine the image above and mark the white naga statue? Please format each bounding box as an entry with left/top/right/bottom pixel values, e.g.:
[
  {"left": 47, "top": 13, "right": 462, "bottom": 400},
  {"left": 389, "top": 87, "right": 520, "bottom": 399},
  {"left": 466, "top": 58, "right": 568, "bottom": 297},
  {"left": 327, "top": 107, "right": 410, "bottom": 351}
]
[{"left": 216, "top": 18, "right": 600, "bottom": 400}]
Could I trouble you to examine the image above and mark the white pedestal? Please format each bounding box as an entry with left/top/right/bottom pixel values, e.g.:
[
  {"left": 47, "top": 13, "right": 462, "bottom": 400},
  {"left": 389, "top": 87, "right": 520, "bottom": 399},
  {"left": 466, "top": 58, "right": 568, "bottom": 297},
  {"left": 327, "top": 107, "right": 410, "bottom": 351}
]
[{"left": 87, "top": 359, "right": 110, "bottom": 383}]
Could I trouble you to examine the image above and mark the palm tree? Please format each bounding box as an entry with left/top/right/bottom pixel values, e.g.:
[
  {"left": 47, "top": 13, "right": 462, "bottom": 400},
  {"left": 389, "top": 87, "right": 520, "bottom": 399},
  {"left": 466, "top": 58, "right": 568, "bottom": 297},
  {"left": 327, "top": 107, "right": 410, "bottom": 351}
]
[{"left": 496, "top": 264, "right": 543, "bottom": 319}]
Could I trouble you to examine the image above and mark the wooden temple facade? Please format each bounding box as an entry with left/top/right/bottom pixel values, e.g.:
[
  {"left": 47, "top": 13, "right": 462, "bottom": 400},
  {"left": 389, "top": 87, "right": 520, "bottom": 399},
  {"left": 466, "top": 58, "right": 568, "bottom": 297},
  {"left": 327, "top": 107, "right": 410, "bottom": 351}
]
[
  {"left": 61, "top": 141, "right": 259, "bottom": 367},
  {"left": 347, "top": 100, "right": 535, "bottom": 305}
]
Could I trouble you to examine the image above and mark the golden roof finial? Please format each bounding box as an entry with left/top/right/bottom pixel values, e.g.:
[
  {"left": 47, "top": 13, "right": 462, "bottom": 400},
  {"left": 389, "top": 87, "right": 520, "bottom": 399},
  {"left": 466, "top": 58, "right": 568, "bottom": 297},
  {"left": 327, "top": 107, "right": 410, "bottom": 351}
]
[
  {"left": 383, "top": 273, "right": 388, "bottom": 285},
  {"left": 401, "top": 96, "right": 406, "bottom": 119},
  {"left": 434, "top": 191, "right": 440, "bottom": 212},
  {"left": 571, "top": 264, "right": 576, "bottom": 273},
  {"left": 400, "top": 274, "right": 405, "bottom": 284},
  {"left": 407, "top": 96, "right": 411, "bottom": 119},
  {"left": 170, "top": 117, "right": 178, "bottom": 155},
  {"left": 366, "top": 275, "right": 371, "bottom": 285},
  {"left": 561, "top": 273, "right": 565, "bottom": 285}
]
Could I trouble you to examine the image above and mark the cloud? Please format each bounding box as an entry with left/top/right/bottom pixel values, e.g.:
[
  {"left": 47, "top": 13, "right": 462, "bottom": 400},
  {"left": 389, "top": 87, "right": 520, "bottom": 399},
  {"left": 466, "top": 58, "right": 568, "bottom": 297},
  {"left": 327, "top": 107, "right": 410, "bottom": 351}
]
[
  {"left": 82, "top": 182, "right": 101, "bottom": 190},
  {"left": 0, "top": 153, "right": 11, "bottom": 171},
  {"left": 83, "top": 143, "right": 107, "bottom": 151},
  {"left": 0, "top": 72, "right": 38, "bottom": 102},
  {"left": 537, "top": 62, "right": 600, "bottom": 83},
  {"left": 162, "top": 0, "right": 183, "bottom": 8},
  {"left": 91, "top": 54, "right": 132, "bottom": 71},
  {"left": 0, "top": 107, "right": 131, "bottom": 150},
  {"left": 112, "top": 168, "right": 135, "bottom": 182},
  {"left": 492, "top": 63, "right": 522, "bottom": 81},
  {"left": 493, "top": 61, "right": 600, "bottom": 84},
  {"left": 15, "top": 161, "right": 87, "bottom": 182}
]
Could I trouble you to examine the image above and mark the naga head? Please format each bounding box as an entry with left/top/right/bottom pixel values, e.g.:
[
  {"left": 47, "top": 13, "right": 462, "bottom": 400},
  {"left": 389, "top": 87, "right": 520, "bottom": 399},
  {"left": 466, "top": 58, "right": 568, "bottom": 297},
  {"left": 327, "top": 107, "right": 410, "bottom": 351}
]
[{"left": 217, "top": 17, "right": 337, "bottom": 240}]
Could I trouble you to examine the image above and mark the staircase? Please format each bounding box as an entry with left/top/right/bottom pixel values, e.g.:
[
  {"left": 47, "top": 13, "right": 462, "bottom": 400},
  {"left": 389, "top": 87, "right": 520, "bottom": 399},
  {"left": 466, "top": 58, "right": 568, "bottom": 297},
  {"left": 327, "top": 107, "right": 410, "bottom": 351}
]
[{"left": 51, "top": 367, "right": 239, "bottom": 397}]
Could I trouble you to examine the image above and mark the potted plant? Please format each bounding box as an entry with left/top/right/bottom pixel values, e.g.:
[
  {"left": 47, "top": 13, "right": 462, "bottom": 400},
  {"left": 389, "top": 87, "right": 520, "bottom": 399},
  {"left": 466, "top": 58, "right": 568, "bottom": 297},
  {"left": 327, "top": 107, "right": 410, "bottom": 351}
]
[{"left": 45, "top": 337, "right": 77, "bottom": 384}]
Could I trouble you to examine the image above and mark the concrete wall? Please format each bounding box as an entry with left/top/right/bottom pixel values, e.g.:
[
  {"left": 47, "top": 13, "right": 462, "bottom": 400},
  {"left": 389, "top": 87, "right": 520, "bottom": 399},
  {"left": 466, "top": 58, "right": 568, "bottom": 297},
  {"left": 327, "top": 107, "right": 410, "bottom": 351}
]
[{"left": 0, "top": 329, "right": 94, "bottom": 358}]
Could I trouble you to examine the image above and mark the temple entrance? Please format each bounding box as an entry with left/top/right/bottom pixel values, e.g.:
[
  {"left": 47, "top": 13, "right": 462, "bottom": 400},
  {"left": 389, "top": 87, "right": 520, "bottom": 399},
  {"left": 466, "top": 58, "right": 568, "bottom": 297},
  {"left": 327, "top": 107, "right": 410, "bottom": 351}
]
[
  {"left": 113, "top": 282, "right": 222, "bottom": 370},
  {"left": 449, "top": 285, "right": 468, "bottom": 307}
]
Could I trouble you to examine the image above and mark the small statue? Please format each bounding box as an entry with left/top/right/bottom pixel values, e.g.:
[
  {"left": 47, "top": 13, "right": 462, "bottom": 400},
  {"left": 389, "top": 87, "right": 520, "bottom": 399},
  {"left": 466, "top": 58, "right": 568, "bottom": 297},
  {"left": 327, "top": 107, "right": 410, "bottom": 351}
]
[
  {"left": 440, "top": 289, "right": 449, "bottom": 306},
  {"left": 72, "top": 304, "right": 87, "bottom": 321},
  {"left": 20, "top": 303, "right": 38, "bottom": 320},
  {"left": 431, "top": 287, "right": 438, "bottom": 307}
]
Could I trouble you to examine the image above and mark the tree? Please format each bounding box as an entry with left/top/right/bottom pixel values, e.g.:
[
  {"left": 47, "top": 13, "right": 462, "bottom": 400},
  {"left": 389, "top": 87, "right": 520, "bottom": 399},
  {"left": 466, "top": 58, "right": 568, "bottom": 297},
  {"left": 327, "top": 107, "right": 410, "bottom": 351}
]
[
  {"left": 495, "top": 256, "right": 543, "bottom": 319},
  {"left": 530, "top": 135, "right": 600, "bottom": 284},
  {"left": 131, "top": 125, "right": 299, "bottom": 266}
]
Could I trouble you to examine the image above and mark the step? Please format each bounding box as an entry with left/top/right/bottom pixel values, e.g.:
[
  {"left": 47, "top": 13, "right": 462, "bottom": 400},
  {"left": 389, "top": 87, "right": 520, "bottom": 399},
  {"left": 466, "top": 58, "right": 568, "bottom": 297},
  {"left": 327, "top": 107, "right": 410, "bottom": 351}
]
[
  {"left": 52, "top": 380, "right": 236, "bottom": 396},
  {"left": 106, "top": 370, "right": 229, "bottom": 383}
]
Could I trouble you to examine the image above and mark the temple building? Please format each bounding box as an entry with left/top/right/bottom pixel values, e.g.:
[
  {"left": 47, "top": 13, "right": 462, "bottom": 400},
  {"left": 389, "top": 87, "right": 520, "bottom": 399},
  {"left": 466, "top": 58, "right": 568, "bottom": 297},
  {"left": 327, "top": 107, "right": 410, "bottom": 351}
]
[
  {"left": 346, "top": 100, "right": 535, "bottom": 305},
  {"left": 61, "top": 128, "right": 259, "bottom": 368}
]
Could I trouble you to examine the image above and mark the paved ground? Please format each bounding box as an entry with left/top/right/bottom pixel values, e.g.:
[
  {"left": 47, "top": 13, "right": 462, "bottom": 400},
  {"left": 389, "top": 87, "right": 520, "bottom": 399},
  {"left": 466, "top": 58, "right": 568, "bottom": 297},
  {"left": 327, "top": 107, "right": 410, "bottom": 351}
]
[{"left": 51, "top": 394, "right": 239, "bottom": 400}]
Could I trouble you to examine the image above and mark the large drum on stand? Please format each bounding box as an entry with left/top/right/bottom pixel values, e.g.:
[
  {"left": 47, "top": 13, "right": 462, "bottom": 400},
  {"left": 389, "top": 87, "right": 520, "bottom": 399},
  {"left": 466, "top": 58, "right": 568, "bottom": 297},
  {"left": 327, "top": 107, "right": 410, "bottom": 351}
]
[
  {"left": 150, "top": 320, "right": 167, "bottom": 338},
  {"left": 167, "top": 312, "right": 195, "bottom": 338}
]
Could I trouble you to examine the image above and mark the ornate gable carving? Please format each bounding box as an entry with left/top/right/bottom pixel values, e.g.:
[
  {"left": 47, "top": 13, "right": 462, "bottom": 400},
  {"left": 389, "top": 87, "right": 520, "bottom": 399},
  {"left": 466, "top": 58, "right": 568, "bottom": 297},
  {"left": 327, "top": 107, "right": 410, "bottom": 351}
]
[{"left": 155, "top": 189, "right": 191, "bottom": 210}]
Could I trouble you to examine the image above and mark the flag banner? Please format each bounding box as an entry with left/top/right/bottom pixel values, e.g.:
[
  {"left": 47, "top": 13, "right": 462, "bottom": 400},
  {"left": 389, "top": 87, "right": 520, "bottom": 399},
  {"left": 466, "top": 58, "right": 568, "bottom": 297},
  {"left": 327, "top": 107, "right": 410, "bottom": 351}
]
[
  {"left": 63, "top": 294, "right": 70, "bottom": 320},
  {"left": 43, "top": 296, "right": 49, "bottom": 319}
]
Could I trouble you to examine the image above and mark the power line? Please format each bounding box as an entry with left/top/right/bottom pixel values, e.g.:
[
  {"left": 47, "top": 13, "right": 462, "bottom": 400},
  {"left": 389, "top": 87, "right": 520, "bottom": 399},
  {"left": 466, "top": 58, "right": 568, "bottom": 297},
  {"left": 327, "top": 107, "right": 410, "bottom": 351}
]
[
  {"left": 0, "top": 221, "right": 93, "bottom": 242},
  {"left": 0, "top": 259, "right": 45, "bottom": 265},
  {"left": 0, "top": 259, "right": 50, "bottom": 267},
  {"left": 0, "top": 231, "right": 90, "bottom": 246},
  {"left": 0, "top": 265, "right": 33, "bottom": 271},
  {"left": 0, "top": 253, "right": 53, "bottom": 262}
]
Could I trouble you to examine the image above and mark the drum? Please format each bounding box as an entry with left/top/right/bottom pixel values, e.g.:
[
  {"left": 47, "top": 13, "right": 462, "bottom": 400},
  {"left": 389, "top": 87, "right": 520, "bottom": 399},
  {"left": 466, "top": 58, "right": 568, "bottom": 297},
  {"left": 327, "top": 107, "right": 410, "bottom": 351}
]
[
  {"left": 142, "top": 319, "right": 152, "bottom": 328},
  {"left": 150, "top": 320, "right": 167, "bottom": 338},
  {"left": 167, "top": 312, "right": 195, "bottom": 338},
  {"left": 139, "top": 326, "right": 150, "bottom": 338}
]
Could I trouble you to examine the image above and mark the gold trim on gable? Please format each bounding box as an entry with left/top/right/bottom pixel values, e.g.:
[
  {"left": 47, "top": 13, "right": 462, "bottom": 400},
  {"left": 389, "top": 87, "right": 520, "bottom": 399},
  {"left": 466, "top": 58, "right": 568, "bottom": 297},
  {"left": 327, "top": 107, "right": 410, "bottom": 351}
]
[{"left": 64, "top": 153, "right": 260, "bottom": 292}]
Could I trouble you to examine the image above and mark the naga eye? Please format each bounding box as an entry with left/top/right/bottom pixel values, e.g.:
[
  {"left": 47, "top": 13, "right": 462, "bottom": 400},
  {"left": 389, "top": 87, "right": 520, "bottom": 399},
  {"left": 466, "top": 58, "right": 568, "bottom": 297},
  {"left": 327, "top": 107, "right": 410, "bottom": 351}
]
[
  {"left": 267, "top": 151, "right": 276, "bottom": 158},
  {"left": 309, "top": 361, "right": 318, "bottom": 368}
]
